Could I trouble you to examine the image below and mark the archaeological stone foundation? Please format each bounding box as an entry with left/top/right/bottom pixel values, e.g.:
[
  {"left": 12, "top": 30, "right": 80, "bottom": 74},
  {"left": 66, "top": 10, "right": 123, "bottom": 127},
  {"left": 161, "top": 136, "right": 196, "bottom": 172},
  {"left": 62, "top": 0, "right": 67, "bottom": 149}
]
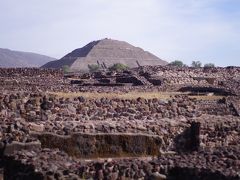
[{"left": 0, "top": 66, "right": 239, "bottom": 179}]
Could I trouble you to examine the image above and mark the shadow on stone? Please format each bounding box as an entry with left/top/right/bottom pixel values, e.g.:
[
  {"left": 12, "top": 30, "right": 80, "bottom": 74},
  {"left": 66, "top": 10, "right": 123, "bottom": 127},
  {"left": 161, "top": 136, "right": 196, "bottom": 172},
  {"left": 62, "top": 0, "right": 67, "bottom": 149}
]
[{"left": 173, "top": 122, "right": 200, "bottom": 153}]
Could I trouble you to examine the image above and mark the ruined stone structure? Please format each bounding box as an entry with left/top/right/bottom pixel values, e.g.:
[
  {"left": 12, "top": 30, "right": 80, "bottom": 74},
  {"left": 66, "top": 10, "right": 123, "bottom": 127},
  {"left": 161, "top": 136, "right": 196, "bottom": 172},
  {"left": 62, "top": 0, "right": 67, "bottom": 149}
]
[
  {"left": 68, "top": 66, "right": 240, "bottom": 97},
  {"left": 0, "top": 66, "right": 239, "bottom": 179}
]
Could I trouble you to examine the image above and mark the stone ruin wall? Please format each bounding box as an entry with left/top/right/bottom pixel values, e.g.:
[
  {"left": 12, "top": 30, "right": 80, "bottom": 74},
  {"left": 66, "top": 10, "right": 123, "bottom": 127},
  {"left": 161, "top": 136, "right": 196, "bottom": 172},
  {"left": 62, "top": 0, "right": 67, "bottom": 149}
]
[
  {"left": 0, "top": 66, "right": 240, "bottom": 179},
  {"left": 0, "top": 66, "right": 239, "bottom": 95},
  {"left": 0, "top": 68, "right": 63, "bottom": 78},
  {"left": 0, "top": 68, "right": 68, "bottom": 92},
  {"left": 0, "top": 92, "right": 239, "bottom": 155},
  {"left": 136, "top": 66, "right": 240, "bottom": 94},
  {"left": 72, "top": 66, "right": 240, "bottom": 95},
  {"left": 3, "top": 145, "right": 239, "bottom": 180}
]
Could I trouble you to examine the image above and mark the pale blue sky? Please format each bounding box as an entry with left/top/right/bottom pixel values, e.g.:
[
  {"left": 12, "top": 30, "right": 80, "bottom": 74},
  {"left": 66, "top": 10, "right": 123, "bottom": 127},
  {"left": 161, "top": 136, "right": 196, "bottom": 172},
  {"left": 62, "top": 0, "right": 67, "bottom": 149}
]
[{"left": 0, "top": 0, "right": 239, "bottom": 66}]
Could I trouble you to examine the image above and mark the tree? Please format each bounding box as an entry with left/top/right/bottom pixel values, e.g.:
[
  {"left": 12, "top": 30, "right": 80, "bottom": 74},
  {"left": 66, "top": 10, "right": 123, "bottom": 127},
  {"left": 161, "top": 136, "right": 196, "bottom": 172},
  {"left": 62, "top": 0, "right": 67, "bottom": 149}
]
[
  {"left": 204, "top": 63, "right": 215, "bottom": 68},
  {"left": 88, "top": 64, "right": 100, "bottom": 72},
  {"left": 169, "top": 60, "right": 186, "bottom": 67},
  {"left": 191, "top": 61, "right": 202, "bottom": 68},
  {"left": 62, "top": 65, "right": 70, "bottom": 73},
  {"left": 108, "top": 63, "right": 128, "bottom": 72}
]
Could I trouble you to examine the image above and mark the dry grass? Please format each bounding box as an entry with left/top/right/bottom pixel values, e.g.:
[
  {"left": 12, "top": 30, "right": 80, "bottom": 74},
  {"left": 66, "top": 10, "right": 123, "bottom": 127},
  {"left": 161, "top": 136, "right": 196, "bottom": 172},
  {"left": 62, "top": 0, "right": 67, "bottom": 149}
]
[
  {"left": 49, "top": 91, "right": 177, "bottom": 100},
  {"left": 49, "top": 91, "right": 224, "bottom": 101}
]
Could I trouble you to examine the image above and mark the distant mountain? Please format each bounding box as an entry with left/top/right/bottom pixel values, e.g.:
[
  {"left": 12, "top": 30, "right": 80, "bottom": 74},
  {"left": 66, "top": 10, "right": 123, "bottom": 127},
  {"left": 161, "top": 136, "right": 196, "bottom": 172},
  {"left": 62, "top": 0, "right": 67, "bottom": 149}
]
[
  {"left": 42, "top": 38, "right": 168, "bottom": 71},
  {"left": 0, "top": 48, "right": 56, "bottom": 68}
]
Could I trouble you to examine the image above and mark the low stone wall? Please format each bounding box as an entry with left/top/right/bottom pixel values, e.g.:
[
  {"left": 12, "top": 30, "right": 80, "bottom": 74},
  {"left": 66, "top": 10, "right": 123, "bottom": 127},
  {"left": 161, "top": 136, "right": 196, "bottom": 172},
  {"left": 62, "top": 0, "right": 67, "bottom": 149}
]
[
  {"left": 179, "top": 86, "right": 233, "bottom": 95},
  {"left": 0, "top": 68, "right": 69, "bottom": 92},
  {"left": 0, "top": 68, "right": 63, "bottom": 77},
  {"left": 0, "top": 93, "right": 235, "bottom": 124},
  {"left": 2, "top": 141, "right": 41, "bottom": 156},
  {"left": 3, "top": 146, "right": 239, "bottom": 180},
  {"left": 198, "top": 115, "right": 240, "bottom": 148},
  {"left": 168, "top": 167, "right": 238, "bottom": 180},
  {"left": 34, "top": 132, "right": 162, "bottom": 158},
  {"left": 0, "top": 66, "right": 239, "bottom": 94}
]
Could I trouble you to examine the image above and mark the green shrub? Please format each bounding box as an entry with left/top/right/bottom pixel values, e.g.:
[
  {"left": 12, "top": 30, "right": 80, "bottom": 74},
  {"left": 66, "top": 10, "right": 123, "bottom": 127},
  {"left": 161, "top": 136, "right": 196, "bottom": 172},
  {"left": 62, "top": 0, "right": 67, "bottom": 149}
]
[
  {"left": 108, "top": 63, "right": 128, "bottom": 72},
  {"left": 88, "top": 64, "right": 100, "bottom": 72},
  {"left": 191, "top": 61, "right": 202, "bottom": 68},
  {"left": 169, "top": 60, "right": 187, "bottom": 67},
  {"left": 204, "top": 63, "right": 215, "bottom": 68},
  {"left": 62, "top": 65, "right": 70, "bottom": 73}
]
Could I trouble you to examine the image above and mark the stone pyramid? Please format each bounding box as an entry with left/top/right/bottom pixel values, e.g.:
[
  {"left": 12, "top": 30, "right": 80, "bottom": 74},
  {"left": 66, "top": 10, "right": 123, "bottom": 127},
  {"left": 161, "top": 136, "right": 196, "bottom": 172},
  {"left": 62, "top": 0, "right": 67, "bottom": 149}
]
[{"left": 42, "top": 38, "right": 168, "bottom": 71}]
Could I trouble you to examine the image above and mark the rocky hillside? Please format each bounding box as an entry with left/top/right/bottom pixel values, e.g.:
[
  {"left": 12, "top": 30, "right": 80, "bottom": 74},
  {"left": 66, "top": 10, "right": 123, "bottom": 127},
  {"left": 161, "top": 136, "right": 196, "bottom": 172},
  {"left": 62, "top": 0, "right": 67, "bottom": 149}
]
[
  {"left": 42, "top": 38, "right": 168, "bottom": 71},
  {"left": 0, "top": 48, "right": 56, "bottom": 67}
]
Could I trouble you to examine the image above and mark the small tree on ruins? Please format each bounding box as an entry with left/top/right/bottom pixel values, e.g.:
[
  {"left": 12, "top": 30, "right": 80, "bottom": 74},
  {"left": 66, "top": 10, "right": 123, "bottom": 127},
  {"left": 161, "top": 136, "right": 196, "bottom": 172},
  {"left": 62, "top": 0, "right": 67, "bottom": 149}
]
[
  {"left": 204, "top": 63, "right": 215, "bottom": 68},
  {"left": 62, "top": 65, "right": 70, "bottom": 73},
  {"left": 169, "top": 60, "right": 187, "bottom": 67},
  {"left": 108, "top": 63, "right": 128, "bottom": 72},
  {"left": 191, "top": 61, "right": 202, "bottom": 68},
  {"left": 88, "top": 64, "right": 100, "bottom": 72}
]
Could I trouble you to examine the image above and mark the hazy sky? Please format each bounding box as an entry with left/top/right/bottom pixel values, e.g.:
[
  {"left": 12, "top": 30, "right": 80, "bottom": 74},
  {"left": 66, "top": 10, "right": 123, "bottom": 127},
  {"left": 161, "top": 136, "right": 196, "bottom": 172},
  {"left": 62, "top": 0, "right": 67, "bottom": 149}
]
[{"left": 0, "top": 0, "right": 240, "bottom": 66}]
